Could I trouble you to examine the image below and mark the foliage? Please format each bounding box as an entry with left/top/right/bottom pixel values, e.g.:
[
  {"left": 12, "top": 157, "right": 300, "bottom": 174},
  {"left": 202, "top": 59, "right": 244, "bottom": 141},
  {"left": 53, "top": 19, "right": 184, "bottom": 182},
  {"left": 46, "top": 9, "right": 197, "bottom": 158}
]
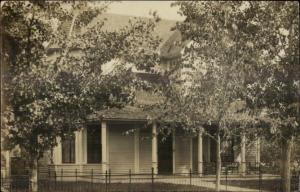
[
  {"left": 157, "top": 2, "right": 299, "bottom": 191},
  {"left": 1, "top": 1, "right": 161, "bottom": 166},
  {"left": 166, "top": 0, "right": 299, "bottom": 150}
]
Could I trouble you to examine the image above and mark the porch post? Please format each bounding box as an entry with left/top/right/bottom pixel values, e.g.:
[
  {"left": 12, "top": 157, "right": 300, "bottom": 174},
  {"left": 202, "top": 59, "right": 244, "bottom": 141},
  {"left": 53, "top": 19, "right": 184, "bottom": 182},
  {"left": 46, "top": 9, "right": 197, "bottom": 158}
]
[
  {"left": 152, "top": 122, "right": 158, "bottom": 174},
  {"left": 190, "top": 137, "right": 193, "bottom": 170},
  {"left": 106, "top": 124, "right": 109, "bottom": 169},
  {"left": 256, "top": 137, "right": 261, "bottom": 164},
  {"left": 75, "top": 129, "right": 85, "bottom": 174},
  {"left": 198, "top": 132, "right": 203, "bottom": 176},
  {"left": 134, "top": 127, "right": 140, "bottom": 173},
  {"left": 75, "top": 131, "right": 81, "bottom": 165},
  {"left": 240, "top": 133, "right": 246, "bottom": 176},
  {"left": 172, "top": 130, "right": 176, "bottom": 174},
  {"left": 5, "top": 151, "right": 10, "bottom": 178},
  {"left": 101, "top": 121, "right": 108, "bottom": 172},
  {"left": 81, "top": 128, "right": 87, "bottom": 173},
  {"left": 56, "top": 137, "right": 62, "bottom": 164}
]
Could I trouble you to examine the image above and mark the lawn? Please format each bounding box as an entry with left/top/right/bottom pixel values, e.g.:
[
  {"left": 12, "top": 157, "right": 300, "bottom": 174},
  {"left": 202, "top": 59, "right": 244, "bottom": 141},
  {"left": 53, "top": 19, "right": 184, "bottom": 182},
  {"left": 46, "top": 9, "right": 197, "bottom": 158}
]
[
  {"left": 5, "top": 180, "right": 229, "bottom": 192},
  {"left": 5, "top": 176, "right": 299, "bottom": 192},
  {"left": 220, "top": 176, "right": 299, "bottom": 192}
]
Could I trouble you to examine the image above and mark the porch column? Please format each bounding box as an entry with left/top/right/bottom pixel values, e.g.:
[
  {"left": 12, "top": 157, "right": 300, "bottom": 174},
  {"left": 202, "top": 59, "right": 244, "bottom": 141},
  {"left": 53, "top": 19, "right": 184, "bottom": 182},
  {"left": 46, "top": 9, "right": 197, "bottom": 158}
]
[
  {"left": 198, "top": 132, "right": 203, "bottom": 176},
  {"left": 134, "top": 128, "right": 140, "bottom": 173},
  {"left": 101, "top": 121, "right": 108, "bottom": 172},
  {"left": 256, "top": 137, "right": 261, "bottom": 165},
  {"left": 55, "top": 137, "right": 62, "bottom": 164},
  {"left": 172, "top": 130, "right": 176, "bottom": 174},
  {"left": 240, "top": 134, "right": 246, "bottom": 176},
  {"left": 82, "top": 128, "right": 87, "bottom": 164},
  {"left": 190, "top": 137, "right": 193, "bottom": 170},
  {"left": 5, "top": 151, "right": 10, "bottom": 178},
  {"left": 152, "top": 122, "right": 158, "bottom": 174},
  {"left": 75, "top": 131, "right": 81, "bottom": 165},
  {"left": 81, "top": 128, "right": 87, "bottom": 173}
]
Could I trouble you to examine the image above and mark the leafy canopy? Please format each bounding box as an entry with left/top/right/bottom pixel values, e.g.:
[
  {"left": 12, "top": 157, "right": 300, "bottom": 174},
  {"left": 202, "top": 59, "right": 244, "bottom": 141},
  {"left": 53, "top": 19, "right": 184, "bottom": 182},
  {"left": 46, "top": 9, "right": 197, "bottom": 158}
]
[{"left": 2, "top": 1, "right": 161, "bottom": 163}]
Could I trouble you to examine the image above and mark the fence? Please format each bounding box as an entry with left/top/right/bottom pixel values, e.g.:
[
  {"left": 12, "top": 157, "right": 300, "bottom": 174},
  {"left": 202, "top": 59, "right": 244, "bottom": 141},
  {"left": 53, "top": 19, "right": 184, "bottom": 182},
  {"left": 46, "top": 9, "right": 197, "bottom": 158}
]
[{"left": 1, "top": 165, "right": 300, "bottom": 192}]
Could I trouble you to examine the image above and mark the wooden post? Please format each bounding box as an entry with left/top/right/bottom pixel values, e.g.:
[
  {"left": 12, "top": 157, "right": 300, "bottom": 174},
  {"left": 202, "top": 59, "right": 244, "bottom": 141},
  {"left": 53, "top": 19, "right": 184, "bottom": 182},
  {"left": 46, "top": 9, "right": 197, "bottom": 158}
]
[
  {"left": 256, "top": 137, "right": 261, "bottom": 166},
  {"left": 172, "top": 130, "right": 176, "bottom": 174},
  {"left": 5, "top": 151, "right": 10, "bottom": 178},
  {"left": 75, "top": 131, "right": 81, "bottom": 165},
  {"left": 134, "top": 127, "right": 140, "bottom": 173},
  {"left": 190, "top": 137, "right": 193, "bottom": 171},
  {"left": 56, "top": 137, "right": 62, "bottom": 164},
  {"left": 81, "top": 128, "right": 87, "bottom": 173},
  {"left": 152, "top": 122, "right": 158, "bottom": 174},
  {"left": 198, "top": 132, "right": 203, "bottom": 176},
  {"left": 102, "top": 121, "right": 108, "bottom": 172},
  {"left": 241, "top": 134, "right": 246, "bottom": 176}
]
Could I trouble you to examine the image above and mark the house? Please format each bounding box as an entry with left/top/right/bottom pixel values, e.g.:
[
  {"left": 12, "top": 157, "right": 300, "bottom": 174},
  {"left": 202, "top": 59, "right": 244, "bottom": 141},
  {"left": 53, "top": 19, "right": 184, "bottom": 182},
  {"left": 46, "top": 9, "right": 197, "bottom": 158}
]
[
  {"left": 1, "top": 12, "right": 260, "bottom": 179},
  {"left": 46, "top": 13, "right": 261, "bottom": 178}
]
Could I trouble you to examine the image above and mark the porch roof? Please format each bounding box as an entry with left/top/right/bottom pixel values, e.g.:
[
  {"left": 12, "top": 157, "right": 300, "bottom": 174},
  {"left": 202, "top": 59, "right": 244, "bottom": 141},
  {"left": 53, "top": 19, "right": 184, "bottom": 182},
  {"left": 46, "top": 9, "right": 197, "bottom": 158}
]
[{"left": 88, "top": 106, "right": 163, "bottom": 122}]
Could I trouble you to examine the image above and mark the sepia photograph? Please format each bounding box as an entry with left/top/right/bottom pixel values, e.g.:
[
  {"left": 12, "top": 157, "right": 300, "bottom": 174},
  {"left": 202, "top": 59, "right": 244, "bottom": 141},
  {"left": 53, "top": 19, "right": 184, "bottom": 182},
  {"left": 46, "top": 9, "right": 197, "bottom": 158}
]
[{"left": 1, "top": 1, "right": 299, "bottom": 192}]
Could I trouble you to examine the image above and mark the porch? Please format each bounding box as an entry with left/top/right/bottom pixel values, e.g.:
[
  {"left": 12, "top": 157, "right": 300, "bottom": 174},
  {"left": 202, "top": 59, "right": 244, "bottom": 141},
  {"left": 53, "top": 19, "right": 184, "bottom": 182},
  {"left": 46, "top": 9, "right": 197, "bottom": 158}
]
[{"left": 50, "top": 120, "right": 253, "bottom": 176}]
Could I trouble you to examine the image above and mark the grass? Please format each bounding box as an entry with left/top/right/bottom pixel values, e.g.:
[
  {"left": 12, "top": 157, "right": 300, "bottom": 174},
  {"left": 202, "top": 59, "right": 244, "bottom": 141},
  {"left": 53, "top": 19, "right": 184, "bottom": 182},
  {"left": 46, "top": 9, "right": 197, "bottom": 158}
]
[
  {"left": 4, "top": 176, "right": 299, "bottom": 192},
  {"left": 6, "top": 181, "right": 228, "bottom": 192},
  {"left": 220, "top": 176, "right": 299, "bottom": 192}
]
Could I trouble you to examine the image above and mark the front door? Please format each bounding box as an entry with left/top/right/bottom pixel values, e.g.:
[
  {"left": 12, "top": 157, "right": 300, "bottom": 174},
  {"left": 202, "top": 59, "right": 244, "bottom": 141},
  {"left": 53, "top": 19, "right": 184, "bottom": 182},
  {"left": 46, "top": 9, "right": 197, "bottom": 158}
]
[{"left": 158, "top": 134, "right": 173, "bottom": 174}]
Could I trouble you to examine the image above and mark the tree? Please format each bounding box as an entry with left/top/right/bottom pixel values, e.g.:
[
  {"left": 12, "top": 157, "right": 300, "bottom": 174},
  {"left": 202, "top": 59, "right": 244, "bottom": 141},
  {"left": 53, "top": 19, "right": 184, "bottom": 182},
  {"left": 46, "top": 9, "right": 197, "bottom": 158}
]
[
  {"left": 171, "top": 1, "right": 299, "bottom": 192},
  {"left": 157, "top": 2, "right": 257, "bottom": 191},
  {"left": 244, "top": 2, "right": 299, "bottom": 192},
  {"left": 1, "top": 1, "right": 160, "bottom": 191}
]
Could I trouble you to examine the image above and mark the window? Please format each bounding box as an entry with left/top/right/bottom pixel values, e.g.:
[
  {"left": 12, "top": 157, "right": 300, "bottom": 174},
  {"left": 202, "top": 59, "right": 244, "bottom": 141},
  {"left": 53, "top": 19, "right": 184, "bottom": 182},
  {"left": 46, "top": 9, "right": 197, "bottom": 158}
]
[
  {"left": 87, "top": 124, "right": 102, "bottom": 163},
  {"left": 62, "top": 133, "right": 75, "bottom": 163}
]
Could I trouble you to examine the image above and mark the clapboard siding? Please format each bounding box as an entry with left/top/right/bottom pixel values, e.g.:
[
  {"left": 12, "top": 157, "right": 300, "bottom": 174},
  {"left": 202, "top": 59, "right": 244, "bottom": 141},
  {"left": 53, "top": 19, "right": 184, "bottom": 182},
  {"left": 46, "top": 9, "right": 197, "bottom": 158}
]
[
  {"left": 109, "top": 124, "right": 135, "bottom": 173},
  {"left": 175, "top": 134, "right": 191, "bottom": 173},
  {"left": 139, "top": 129, "right": 152, "bottom": 173}
]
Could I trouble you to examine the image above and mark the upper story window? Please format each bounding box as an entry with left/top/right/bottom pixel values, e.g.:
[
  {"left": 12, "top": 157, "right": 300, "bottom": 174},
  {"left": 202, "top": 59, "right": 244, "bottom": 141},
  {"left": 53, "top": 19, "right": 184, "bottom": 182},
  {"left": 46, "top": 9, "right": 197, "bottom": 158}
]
[
  {"left": 62, "top": 133, "right": 75, "bottom": 163},
  {"left": 87, "top": 124, "right": 102, "bottom": 164}
]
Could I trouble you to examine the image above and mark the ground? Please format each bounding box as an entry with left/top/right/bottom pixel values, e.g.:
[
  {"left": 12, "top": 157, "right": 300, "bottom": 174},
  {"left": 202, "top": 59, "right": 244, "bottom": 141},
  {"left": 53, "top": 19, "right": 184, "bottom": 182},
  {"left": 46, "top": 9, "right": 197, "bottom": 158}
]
[
  {"left": 5, "top": 181, "right": 228, "bottom": 192},
  {"left": 2, "top": 174, "right": 299, "bottom": 192}
]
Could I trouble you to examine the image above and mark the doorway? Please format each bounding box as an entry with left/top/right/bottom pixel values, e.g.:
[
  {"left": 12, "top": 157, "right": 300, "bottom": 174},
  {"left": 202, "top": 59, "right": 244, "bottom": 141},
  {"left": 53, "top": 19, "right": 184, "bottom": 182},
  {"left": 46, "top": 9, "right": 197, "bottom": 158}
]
[{"left": 158, "top": 134, "right": 173, "bottom": 174}]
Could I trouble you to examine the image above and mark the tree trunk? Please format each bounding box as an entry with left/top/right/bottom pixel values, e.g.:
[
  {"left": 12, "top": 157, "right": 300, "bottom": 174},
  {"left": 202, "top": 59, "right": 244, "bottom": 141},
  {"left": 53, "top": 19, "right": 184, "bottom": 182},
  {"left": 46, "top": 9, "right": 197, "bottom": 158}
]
[
  {"left": 30, "top": 159, "right": 38, "bottom": 192},
  {"left": 281, "top": 137, "right": 294, "bottom": 192},
  {"left": 216, "top": 133, "right": 221, "bottom": 192}
]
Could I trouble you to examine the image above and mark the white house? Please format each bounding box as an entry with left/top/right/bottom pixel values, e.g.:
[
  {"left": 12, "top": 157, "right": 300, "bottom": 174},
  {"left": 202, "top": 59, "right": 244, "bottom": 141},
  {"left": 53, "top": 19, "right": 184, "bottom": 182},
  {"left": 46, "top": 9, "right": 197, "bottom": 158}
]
[
  {"left": 1, "top": 12, "right": 260, "bottom": 179},
  {"left": 46, "top": 13, "right": 261, "bottom": 178}
]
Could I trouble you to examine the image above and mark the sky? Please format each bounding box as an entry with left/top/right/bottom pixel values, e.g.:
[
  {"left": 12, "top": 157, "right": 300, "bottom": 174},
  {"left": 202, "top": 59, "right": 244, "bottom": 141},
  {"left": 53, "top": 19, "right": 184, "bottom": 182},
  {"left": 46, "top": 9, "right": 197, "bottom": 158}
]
[{"left": 106, "top": 1, "right": 185, "bottom": 21}]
